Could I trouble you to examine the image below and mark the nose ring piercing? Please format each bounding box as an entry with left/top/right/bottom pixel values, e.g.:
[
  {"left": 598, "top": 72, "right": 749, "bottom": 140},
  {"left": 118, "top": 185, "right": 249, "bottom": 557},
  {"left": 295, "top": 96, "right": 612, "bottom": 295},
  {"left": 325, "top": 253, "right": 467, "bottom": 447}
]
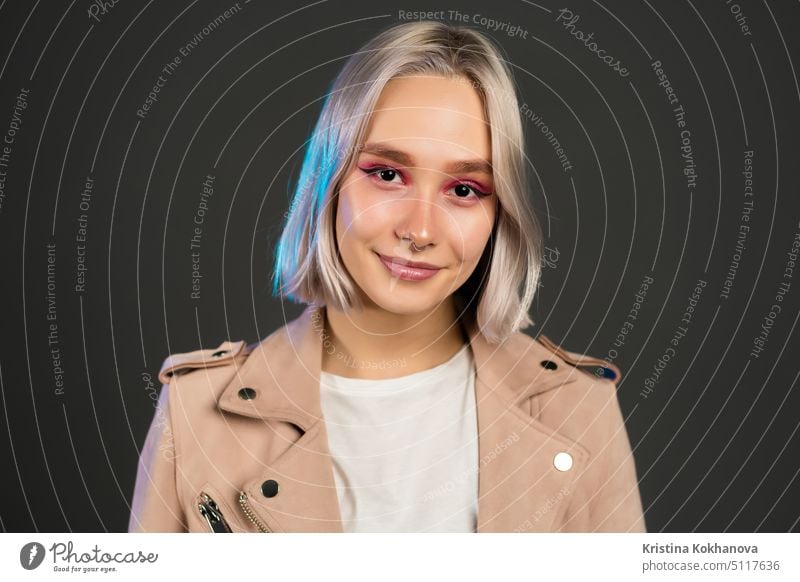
[{"left": 404, "top": 238, "right": 424, "bottom": 252}]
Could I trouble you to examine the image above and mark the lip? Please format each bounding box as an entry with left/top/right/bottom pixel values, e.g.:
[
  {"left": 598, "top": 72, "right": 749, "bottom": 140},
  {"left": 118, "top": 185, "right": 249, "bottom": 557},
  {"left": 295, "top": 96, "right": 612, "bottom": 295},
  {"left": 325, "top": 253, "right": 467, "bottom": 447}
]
[
  {"left": 375, "top": 252, "right": 441, "bottom": 282},
  {"left": 376, "top": 252, "right": 440, "bottom": 270}
]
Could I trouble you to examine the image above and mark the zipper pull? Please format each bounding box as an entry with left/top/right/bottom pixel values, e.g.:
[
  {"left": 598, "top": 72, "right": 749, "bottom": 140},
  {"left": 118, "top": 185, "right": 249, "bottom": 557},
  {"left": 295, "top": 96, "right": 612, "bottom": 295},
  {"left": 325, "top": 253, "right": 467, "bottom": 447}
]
[{"left": 197, "top": 492, "right": 233, "bottom": 533}]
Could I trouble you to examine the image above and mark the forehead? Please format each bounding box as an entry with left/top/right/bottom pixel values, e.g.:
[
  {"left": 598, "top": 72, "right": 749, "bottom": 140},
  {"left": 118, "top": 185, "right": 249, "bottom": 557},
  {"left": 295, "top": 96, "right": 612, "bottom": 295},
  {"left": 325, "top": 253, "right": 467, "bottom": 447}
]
[{"left": 362, "top": 74, "right": 492, "bottom": 164}]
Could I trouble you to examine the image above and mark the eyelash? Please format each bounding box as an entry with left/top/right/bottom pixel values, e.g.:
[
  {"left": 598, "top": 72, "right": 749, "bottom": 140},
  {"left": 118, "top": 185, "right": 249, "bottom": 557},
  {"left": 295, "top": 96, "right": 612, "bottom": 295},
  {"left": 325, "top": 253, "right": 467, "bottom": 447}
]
[{"left": 359, "top": 165, "right": 492, "bottom": 200}]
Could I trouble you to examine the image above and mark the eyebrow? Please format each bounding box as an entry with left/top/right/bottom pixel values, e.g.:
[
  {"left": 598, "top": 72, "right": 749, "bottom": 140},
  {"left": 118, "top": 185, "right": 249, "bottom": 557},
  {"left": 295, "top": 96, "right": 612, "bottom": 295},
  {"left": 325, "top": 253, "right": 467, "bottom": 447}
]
[{"left": 358, "top": 142, "right": 493, "bottom": 175}]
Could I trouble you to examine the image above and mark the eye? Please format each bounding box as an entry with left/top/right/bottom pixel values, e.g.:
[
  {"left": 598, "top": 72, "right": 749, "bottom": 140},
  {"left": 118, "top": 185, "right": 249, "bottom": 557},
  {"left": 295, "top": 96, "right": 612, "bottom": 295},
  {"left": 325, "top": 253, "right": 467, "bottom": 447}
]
[
  {"left": 451, "top": 183, "right": 491, "bottom": 200},
  {"left": 360, "top": 165, "right": 403, "bottom": 184}
]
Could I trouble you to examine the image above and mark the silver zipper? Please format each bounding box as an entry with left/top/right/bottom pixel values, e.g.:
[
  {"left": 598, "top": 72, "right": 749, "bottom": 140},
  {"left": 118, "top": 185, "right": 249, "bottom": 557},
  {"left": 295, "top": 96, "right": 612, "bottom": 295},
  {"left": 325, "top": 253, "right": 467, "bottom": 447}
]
[
  {"left": 197, "top": 492, "right": 232, "bottom": 533},
  {"left": 238, "top": 491, "right": 271, "bottom": 532}
]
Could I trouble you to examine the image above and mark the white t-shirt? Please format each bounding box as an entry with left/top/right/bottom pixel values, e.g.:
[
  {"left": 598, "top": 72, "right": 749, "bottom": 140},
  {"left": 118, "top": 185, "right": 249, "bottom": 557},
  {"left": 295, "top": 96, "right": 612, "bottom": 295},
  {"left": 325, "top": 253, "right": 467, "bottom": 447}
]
[{"left": 319, "top": 343, "right": 478, "bottom": 532}]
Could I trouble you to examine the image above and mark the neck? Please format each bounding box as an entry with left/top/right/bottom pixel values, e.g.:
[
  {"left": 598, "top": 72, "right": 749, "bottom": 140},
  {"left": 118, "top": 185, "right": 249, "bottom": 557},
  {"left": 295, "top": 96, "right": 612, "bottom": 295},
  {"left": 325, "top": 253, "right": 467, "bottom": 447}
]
[{"left": 321, "top": 299, "right": 468, "bottom": 379}]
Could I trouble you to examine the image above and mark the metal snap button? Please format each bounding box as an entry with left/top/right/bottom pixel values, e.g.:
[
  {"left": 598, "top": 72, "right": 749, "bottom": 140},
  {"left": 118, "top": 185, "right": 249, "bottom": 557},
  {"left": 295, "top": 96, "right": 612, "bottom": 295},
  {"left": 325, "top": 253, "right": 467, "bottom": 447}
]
[
  {"left": 211, "top": 350, "right": 228, "bottom": 358},
  {"left": 553, "top": 451, "right": 573, "bottom": 471},
  {"left": 261, "top": 479, "right": 280, "bottom": 498},
  {"left": 238, "top": 387, "right": 257, "bottom": 400},
  {"left": 540, "top": 359, "right": 558, "bottom": 370}
]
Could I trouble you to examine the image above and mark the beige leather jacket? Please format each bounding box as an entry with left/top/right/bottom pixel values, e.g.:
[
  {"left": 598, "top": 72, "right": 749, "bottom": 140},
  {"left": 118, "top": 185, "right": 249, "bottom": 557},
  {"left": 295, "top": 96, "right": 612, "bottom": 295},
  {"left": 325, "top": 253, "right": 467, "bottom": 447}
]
[{"left": 128, "top": 304, "right": 646, "bottom": 533}]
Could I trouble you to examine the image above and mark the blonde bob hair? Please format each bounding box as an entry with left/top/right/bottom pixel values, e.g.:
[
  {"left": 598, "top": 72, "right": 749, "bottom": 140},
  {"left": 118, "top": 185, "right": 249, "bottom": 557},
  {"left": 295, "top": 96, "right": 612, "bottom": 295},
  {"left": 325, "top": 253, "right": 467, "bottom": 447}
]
[{"left": 272, "top": 20, "right": 543, "bottom": 344}]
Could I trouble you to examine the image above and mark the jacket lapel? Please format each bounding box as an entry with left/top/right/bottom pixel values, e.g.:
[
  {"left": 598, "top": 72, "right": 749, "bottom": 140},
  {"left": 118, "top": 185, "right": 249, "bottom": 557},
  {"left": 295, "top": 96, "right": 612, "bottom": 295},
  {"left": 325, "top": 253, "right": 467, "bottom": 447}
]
[
  {"left": 217, "top": 304, "right": 343, "bottom": 532},
  {"left": 217, "top": 304, "right": 588, "bottom": 532},
  {"left": 465, "top": 314, "right": 590, "bottom": 532}
]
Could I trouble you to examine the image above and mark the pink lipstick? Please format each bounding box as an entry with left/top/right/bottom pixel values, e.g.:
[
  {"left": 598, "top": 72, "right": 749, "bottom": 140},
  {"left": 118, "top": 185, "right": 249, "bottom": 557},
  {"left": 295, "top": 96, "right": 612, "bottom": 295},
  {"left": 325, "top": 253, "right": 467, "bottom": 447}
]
[{"left": 376, "top": 252, "right": 441, "bottom": 282}]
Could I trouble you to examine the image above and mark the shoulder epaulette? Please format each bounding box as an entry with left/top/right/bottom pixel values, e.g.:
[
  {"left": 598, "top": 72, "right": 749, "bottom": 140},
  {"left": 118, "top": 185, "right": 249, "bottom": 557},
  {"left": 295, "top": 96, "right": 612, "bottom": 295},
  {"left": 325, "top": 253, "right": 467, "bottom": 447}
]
[
  {"left": 158, "top": 340, "right": 253, "bottom": 384},
  {"left": 535, "top": 334, "right": 622, "bottom": 385}
]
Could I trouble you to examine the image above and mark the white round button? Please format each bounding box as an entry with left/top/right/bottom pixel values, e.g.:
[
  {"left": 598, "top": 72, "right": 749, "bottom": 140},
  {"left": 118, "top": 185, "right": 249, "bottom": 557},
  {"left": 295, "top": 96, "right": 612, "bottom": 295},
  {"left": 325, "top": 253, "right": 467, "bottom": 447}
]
[{"left": 553, "top": 451, "right": 573, "bottom": 471}]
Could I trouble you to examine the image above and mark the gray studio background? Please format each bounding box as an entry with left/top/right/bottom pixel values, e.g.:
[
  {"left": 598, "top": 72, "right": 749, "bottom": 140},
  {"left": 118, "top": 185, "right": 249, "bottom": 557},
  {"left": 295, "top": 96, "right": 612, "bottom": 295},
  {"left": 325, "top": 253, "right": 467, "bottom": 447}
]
[{"left": 0, "top": 0, "right": 798, "bottom": 532}]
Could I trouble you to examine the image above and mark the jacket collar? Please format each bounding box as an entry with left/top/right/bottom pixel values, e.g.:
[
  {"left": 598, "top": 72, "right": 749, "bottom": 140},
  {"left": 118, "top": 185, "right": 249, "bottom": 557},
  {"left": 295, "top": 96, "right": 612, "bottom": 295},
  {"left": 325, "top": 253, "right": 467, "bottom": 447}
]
[{"left": 217, "top": 304, "right": 588, "bottom": 532}]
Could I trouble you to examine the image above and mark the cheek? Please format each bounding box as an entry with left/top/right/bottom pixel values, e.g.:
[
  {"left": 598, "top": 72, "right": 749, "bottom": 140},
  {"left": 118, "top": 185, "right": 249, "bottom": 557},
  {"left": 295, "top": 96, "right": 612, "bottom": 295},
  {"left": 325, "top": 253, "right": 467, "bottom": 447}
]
[
  {"left": 337, "top": 181, "right": 395, "bottom": 243},
  {"left": 446, "top": 209, "right": 495, "bottom": 265}
]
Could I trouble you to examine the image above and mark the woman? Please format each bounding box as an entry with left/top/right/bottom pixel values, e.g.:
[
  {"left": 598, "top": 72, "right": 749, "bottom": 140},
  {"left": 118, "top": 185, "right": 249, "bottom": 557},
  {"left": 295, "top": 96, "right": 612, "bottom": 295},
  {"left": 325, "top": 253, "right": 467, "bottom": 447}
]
[{"left": 129, "top": 20, "right": 645, "bottom": 533}]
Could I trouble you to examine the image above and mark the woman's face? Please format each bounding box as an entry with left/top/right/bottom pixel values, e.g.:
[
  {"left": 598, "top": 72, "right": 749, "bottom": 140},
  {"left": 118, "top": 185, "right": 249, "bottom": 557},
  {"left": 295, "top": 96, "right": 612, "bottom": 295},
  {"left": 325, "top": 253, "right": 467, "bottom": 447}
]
[{"left": 335, "top": 74, "right": 497, "bottom": 316}]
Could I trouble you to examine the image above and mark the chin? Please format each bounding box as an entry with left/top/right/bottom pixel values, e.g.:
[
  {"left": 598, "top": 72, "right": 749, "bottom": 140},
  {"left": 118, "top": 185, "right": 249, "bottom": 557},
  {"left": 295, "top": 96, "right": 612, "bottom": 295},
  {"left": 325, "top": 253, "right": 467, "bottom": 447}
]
[{"left": 361, "top": 286, "right": 441, "bottom": 315}]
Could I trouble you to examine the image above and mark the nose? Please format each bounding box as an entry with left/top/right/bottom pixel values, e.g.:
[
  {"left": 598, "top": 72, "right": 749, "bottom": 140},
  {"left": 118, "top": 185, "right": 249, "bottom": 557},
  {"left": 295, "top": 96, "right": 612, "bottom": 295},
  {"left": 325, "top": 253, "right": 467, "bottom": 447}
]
[{"left": 394, "top": 189, "right": 437, "bottom": 249}]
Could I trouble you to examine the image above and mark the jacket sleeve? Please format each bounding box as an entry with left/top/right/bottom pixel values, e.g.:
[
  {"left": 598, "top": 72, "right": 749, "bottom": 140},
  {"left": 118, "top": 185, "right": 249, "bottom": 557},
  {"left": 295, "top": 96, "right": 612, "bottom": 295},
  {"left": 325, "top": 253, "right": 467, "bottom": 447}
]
[
  {"left": 128, "top": 383, "right": 189, "bottom": 532},
  {"left": 565, "top": 380, "right": 647, "bottom": 532}
]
